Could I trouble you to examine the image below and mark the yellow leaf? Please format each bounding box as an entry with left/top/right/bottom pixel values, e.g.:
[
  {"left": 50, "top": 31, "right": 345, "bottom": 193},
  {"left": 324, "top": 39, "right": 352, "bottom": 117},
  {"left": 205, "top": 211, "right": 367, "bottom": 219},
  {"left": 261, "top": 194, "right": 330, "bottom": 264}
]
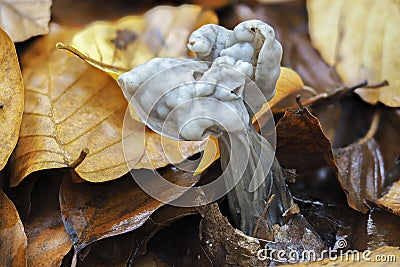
[
  {"left": 307, "top": 0, "right": 400, "bottom": 107},
  {"left": 195, "top": 67, "right": 304, "bottom": 175},
  {"left": 0, "top": 0, "right": 52, "bottom": 42},
  {"left": 57, "top": 5, "right": 218, "bottom": 76},
  {"left": 0, "top": 28, "right": 23, "bottom": 171},
  {"left": 8, "top": 25, "right": 201, "bottom": 185}
]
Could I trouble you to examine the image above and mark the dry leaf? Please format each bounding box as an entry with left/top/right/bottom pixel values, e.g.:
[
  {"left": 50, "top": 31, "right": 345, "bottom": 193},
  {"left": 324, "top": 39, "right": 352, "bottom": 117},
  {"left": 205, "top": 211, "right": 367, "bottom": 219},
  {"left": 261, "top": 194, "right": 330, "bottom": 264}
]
[
  {"left": 0, "top": 0, "right": 52, "bottom": 42},
  {"left": 0, "top": 28, "right": 23, "bottom": 171},
  {"left": 377, "top": 180, "right": 400, "bottom": 216},
  {"left": 307, "top": 0, "right": 400, "bottom": 107},
  {"left": 60, "top": 164, "right": 200, "bottom": 251},
  {"left": 57, "top": 5, "right": 218, "bottom": 78},
  {"left": 196, "top": 67, "right": 305, "bottom": 174},
  {"left": 275, "top": 107, "right": 338, "bottom": 174},
  {"left": 8, "top": 24, "right": 200, "bottom": 185},
  {"left": 0, "top": 189, "right": 27, "bottom": 266},
  {"left": 24, "top": 174, "right": 71, "bottom": 266}
]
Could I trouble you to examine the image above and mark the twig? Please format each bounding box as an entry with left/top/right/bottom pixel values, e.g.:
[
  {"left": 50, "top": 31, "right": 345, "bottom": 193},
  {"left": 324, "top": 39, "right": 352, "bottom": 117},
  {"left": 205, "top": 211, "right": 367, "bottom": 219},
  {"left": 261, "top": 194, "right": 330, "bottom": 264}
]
[
  {"left": 68, "top": 148, "right": 89, "bottom": 169},
  {"left": 253, "top": 194, "right": 276, "bottom": 237}
]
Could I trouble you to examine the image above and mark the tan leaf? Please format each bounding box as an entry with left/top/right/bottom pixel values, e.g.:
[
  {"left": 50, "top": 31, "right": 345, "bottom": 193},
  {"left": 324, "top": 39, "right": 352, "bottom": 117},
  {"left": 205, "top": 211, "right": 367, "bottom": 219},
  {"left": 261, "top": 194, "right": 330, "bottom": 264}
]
[
  {"left": 0, "top": 189, "right": 27, "bottom": 266},
  {"left": 57, "top": 5, "right": 218, "bottom": 78},
  {"left": 0, "top": 0, "right": 52, "bottom": 42},
  {"left": 8, "top": 24, "right": 199, "bottom": 185},
  {"left": 377, "top": 180, "right": 400, "bottom": 216},
  {"left": 308, "top": 0, "right": 400, "bottom": 107},
  {"left": 0, "top": 28, "right": 23, "bottom": 171}
]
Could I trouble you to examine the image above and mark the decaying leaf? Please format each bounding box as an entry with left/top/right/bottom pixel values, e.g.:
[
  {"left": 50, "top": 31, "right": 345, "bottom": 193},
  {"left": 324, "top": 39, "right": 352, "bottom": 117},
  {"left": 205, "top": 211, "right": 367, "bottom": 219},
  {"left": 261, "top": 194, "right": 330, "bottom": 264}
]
[
  {"left": 377, "top": 180, "right": 400, "bottom": 216},
  {"left": 334, "top": 110, "right": 400, "bottom": 213},
  {"left": 24, "top": 173, "right": 72, "bottom": 266},
  {"left": 0, "top": 0, "right": 52, "bottom": 42},
  {"left": 9, "top": 25, "right": 200, "bottom": 185},
  {"left": 0, "top": 190, "right": 27, "bottom": 266},
  {"left": 307, "top": 0, "right": 400, "bottom": 107},
  {"left": 196, "top": 67, "right": 305, "bottom": 174},
  {"left": 60, "top": 163, "right": 200, "bottom": 251},
  {"left": 57, "top": 5, "right": 218, "bottom": 78},
  {"left": 275, "top": 107, "right": 338, "bottom": 173},
  {"left": 0, "top": 28, "right": 23, "bottom": 171}
]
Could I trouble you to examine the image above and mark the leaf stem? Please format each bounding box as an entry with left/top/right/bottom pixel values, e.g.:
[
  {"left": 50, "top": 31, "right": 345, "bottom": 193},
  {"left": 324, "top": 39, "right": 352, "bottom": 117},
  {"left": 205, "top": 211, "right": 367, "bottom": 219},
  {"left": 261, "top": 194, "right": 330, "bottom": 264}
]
[
  {"left": 359, "top": 111, "right": 380, "bottom": 145},
  {"left": 69, "top": 148, "right": 89, "bottom": 169}
]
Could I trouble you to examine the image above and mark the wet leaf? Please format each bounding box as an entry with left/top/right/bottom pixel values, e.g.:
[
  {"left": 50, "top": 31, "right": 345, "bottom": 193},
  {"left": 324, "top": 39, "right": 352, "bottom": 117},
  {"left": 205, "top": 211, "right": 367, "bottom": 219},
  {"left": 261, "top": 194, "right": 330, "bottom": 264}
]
[
  {"left": 134, "top": 252, "right": 169, "bottom": 267},
  {"left": 8, "top": 25, "right": 200, "bottom": 185},
  {"left": 0, "top": 28, "right": 23, "bottom": 171},
  {"left": 59, "top": 163, "right": 200, "bottom": 252},
  {"left": 334, "top": 110, "right": 400, "bottom": 213},
  {"left": 308, "top": 0, "right": 400, "bottom": 107},
  {"left": 24, "top": 173, "right": 72, "bottom": 266},
  {"left": 0, "top": 189, "right": 27, "bottom": 266},
  {"left": 195, "top": 67, "right": 305, "bottom": 175},
  {"left": 57, "top": 5, "right": 218, "bottom": 78},
  {"left": 275, "top": 107, "right": 338, "bottom": 174},
  {"left": 0, "top": 0, "right": 52, "bottom": 42}
]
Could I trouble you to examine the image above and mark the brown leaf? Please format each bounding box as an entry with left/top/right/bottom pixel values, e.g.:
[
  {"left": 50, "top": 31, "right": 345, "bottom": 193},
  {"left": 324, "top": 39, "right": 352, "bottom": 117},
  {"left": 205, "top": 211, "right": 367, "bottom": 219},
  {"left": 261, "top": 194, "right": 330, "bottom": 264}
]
[
  {"left": 0, "top": 28, "right": 23, "bottom": 171},
  {"left": 275, "top": 107, "right": 338, "bottom": 174},
  {"left": 198, "top": 203, "right": 267, "bottom": 267},
  {"left": 8, "top": 24, "right": 200, "bottom": 185},
  {"left": 0, "top": 0, "right": 52, "bottom": 42},
  {"left": 134, "top": 252, "right": 169, "bottom": 267},
  {"left": 334, "top": 110, "right": 400, "bottom": 213},
  {"left": 24, "top": 173, "right": 72, "bottom": 266},
  {"left": 59, "top": 163, "right": 200, "bottom": 252},
  {"left": 308, "top": 0, "right": 400, "bottom": 107},
  {"left": 0, "top": 189, "right": 27, "bottom": 266},
  {"left": 377, "top": 180, "right": 400, "bottom": 216}
]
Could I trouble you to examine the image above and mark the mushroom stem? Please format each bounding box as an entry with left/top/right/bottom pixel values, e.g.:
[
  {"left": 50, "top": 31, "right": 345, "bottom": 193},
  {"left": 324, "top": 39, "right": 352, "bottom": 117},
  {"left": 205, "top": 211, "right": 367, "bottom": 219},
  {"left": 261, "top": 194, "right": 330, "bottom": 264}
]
[{"left": 219, "top": 124, "right": 293, "bottom": 234}]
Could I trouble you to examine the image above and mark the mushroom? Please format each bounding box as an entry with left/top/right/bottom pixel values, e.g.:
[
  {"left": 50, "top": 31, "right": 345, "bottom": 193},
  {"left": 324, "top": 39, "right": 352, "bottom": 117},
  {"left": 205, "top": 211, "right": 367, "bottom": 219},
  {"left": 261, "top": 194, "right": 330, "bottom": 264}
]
[{"left": 118, "top": 20, "right": 293, "bottom": 235}]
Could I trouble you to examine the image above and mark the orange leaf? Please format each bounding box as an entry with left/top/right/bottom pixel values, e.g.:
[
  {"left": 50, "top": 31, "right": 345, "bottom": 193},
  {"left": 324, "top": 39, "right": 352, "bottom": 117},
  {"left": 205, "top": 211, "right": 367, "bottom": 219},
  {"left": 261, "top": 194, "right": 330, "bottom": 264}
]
[{"left": 0, "top": 28, "right": 24, "bottom": 171}]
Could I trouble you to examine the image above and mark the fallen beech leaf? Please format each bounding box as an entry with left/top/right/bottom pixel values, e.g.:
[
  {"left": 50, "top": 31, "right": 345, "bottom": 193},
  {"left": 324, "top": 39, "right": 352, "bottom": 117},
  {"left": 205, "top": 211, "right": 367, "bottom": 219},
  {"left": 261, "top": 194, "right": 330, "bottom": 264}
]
[
  {"left": 57, "top": 5, "right": 218, "bottom": 77},
  {"left": 9, "top": 25, "right": 200, "bottom": 185},
  {"left": 196, "top": 67, "right": 305, "bottom": 174},
  {"left": 334, "top": 110, "right": 400, "bottom": 213},
  {"left": 60, "top": 164, "right": 200, "bottom": 251},
  {"left": 0, "top": 28, "right": 23, "bottom": 171},
  {"left": 0, "top": 190, "right": 27, "bottom": 266},
  {"left": 0, "top": 0, "right": 52, "bottom": 42},
  {"left": 377, "top": 180, "right": 400, "bottom": 216},
  {"left": 24, "top": 173, "right": 71, "bottom": 266},
  {"left": 308, "top": 0, "right": 400, "bottom": 107},
  {"left": 275, "top": 107, "right": 338, "bottom": 173},
  {"left": 189, "top": 0, "right": 230, "bottom": 9}
]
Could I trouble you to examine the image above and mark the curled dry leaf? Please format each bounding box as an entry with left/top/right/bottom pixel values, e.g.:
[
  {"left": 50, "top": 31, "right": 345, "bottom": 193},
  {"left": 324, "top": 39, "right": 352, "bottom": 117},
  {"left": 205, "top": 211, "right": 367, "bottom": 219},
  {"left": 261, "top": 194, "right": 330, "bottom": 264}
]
[
  {"left": 195, "top": 67, "right": 305, "bottom": 174},
  {"left": 308, "top": 0, "right": 400, "bottom": 107},
  {"left": 0, "top": 0, "right": 52, "bottom": 42},
  {"left": 0, "top": 190, "right": 27, "bottom": 266},
  {"left": 275, "top": 107, "right": 338, "bottom": 174},
  {"left": 8, "top": 24, "right": 200, "bottom": 185},
  {"left": 24, "top": 174, "right": 71, "bottom": 266},
  {"left": 377, "top": 180, "right": 400, "bottom": 216},
  {"left": 60, "top": 163, "right": 200, "bottom": 252},
  {"left": 57, "top": 5, "right": 218, "bottom": 79},
  {"left": 334, "top": 110, "right": 400, "bottom": 213},
  {"left": 0, "top": 28, "right": 23, "bottom": 171}
]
